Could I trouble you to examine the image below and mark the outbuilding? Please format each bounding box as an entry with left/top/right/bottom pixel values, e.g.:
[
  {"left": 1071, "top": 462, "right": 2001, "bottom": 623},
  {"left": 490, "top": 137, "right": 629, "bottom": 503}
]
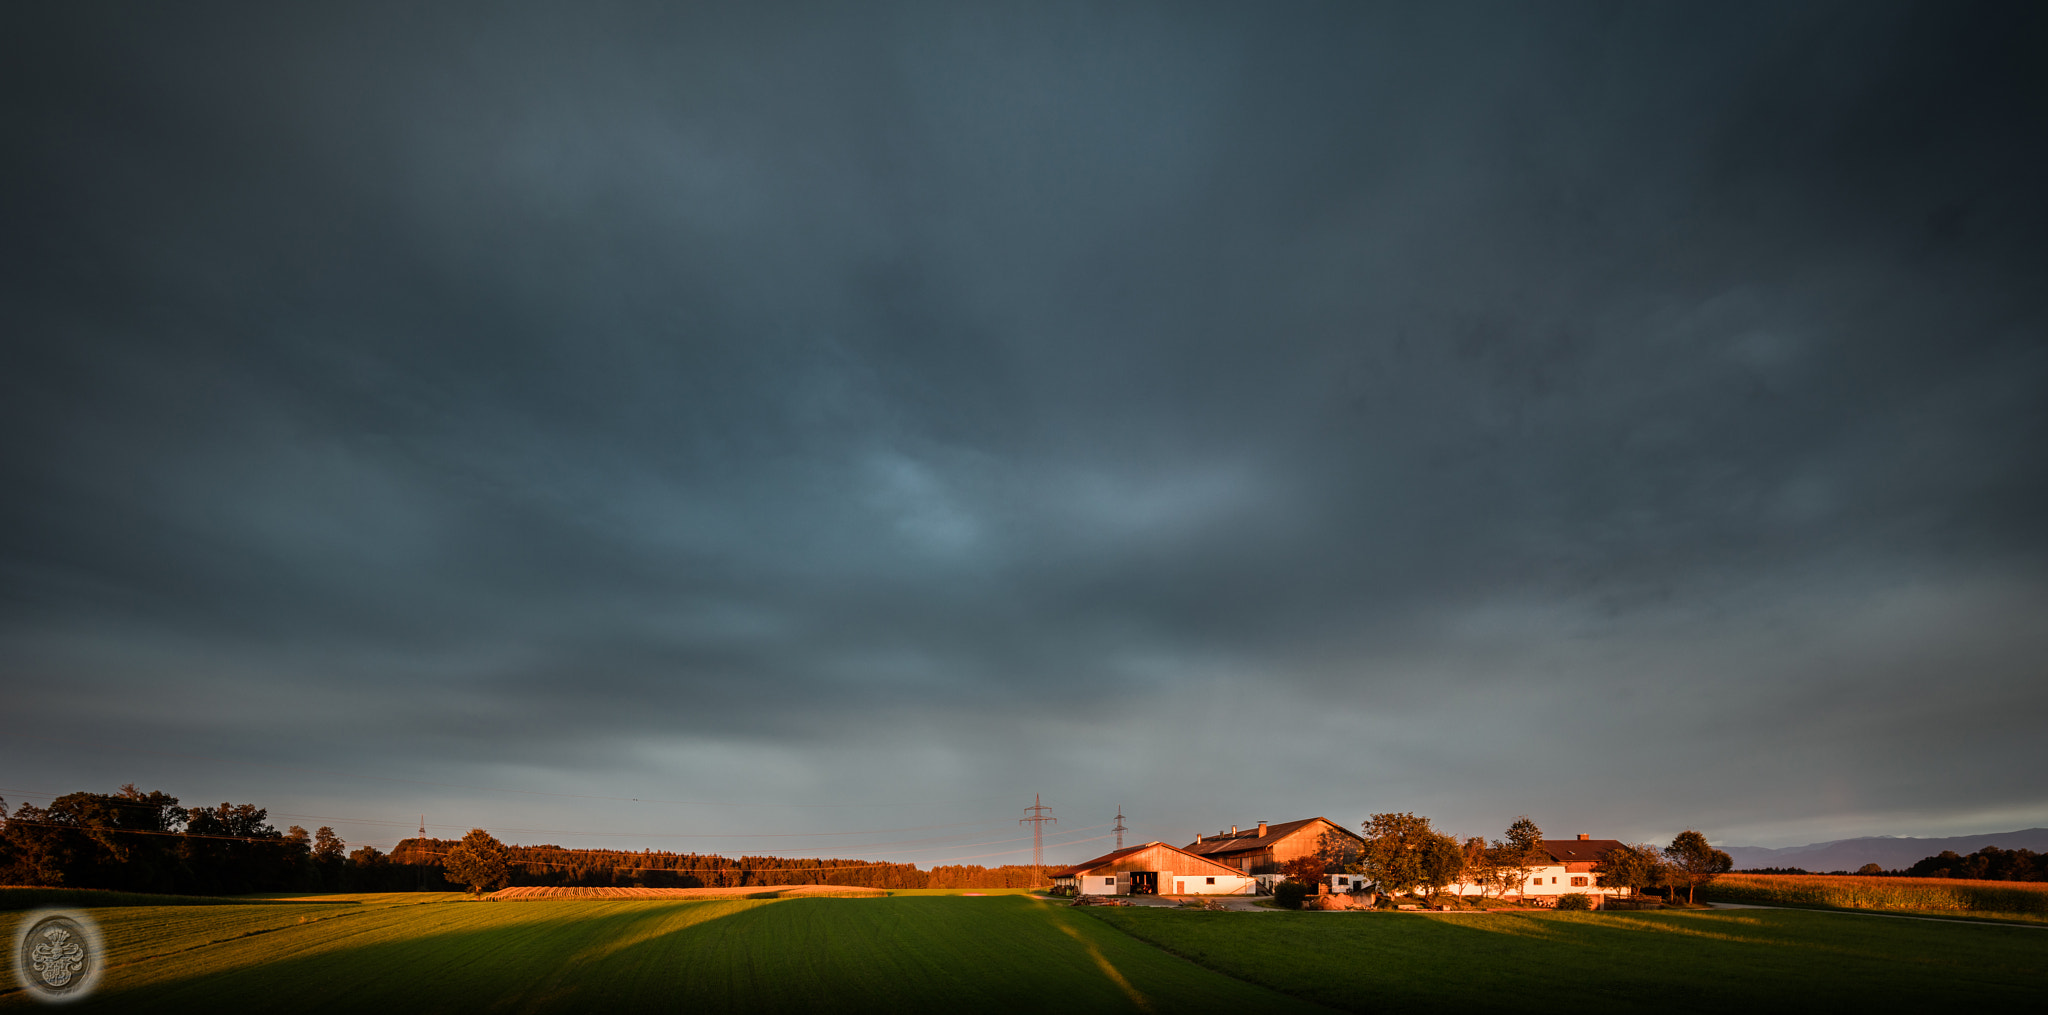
[
  {"left": 1048, "top": 841, "right": 1257, "bottom": 896},
  {"left": 1182, "top": 817, "right": 1365, "bottom": 876}
]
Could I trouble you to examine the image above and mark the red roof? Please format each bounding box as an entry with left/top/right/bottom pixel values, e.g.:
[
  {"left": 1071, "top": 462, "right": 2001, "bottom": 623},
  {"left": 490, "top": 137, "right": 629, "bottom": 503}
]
[
  {"left": 1542, "top": 839, "right": 1628, "bottom": 864},
  {"left": 1181, "top": 817, "right": 1362, "bottom": 858},
  {"left": 1046, "top": 841, "right": 1248, "bottom": 879}
]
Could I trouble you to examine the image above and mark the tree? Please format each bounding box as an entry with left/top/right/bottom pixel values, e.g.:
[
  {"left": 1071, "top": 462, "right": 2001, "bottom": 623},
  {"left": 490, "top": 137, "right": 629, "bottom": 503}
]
[
  {"left": 1592, "top": 842, "right": 1661, "bottom": 898},
  {"left": 1278, "top": 855, "right": 1327, "bottom": 886},
  {"left": 444, "top": 828, "right": 512, "bottom": 895},
  {"left": 1415, "top": 832, "right": 1467, "bottom": 904},
  {"left": 1496, "top": 816, "right": 1546, "bottom": 899},
  {"left": 314, "top": 826, "right": 346, "bottom": 863},
  {"left": 1461, "top": 837, "right": 1500, "bottom": 900},
  {"left": 1355, "top": 813, "right": 1438, "bottom": 897},
  {"left": 312, "top": 827, "right": 346, "bottom": 889},
  {"left": 1662, "top": 830, "right": 1732, "bottom": 905}
]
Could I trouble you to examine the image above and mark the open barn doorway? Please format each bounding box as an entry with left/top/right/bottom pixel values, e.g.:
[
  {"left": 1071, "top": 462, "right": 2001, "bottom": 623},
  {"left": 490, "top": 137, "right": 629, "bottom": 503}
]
[{"left": 1129, "top": 872, "right": 1158, "bottom": 895}]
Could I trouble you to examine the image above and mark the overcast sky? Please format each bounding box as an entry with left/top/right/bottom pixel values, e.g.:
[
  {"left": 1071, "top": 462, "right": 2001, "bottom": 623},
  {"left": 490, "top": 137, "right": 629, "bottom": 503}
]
[{"left": 3, "top": 2, "right": 2044, "bottom": 863}]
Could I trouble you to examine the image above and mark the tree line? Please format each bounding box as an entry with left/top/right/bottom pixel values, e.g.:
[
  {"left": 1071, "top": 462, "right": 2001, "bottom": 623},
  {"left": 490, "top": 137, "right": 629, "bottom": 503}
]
[
  {"left": 0, "top": 786, "right": 1050, "bottom": 896},
  {"left": 1905, "top": 846, "right": 2048, "bottom": 881},
  {"left": 1272, "top": 813, "right": 1734, "bottom": 908},
  {"left": 1737, "top": 847, "right": 2048, "bottom": 881}
]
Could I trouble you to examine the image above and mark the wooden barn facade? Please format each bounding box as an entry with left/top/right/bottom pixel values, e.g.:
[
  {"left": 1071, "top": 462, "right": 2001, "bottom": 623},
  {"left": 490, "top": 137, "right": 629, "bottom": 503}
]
[
  {"left": 1181, "top": 817, "right": 1364, "bottom": 876},
  {"left": 1047, "top": 841, "right": 1257, "bottom": 896}
]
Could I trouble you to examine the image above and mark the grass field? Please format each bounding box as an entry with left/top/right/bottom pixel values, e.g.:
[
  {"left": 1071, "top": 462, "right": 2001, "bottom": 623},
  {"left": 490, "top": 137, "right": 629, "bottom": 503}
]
[
  {"left": 0, "top": 887, "right": 270, "bottom": 910},
  {"left": 0, "top": 891, "right": 1317, "bottom": 1013},
  {"left": 1086, "top": 906, "right": 2048, "bottom": 1013},
  {"left": 1706, "top": 873, "right": 2048, "bottom": 920},
  {"left": 7, "top": 891, "right": 2045, "bottom": 1013}
]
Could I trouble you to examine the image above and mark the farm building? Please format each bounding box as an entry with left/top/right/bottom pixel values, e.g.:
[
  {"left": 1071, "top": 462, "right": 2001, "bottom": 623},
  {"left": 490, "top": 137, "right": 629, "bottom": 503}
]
[
  {"left": 1445, "top": 834, "right": 1634, "bottom": 904},
  {"left": 1181, "top": 817, "right": 1364, "bottom": 876},
  {"left": 1048, "top": 841, "right": 1257, "bottom": 896}
]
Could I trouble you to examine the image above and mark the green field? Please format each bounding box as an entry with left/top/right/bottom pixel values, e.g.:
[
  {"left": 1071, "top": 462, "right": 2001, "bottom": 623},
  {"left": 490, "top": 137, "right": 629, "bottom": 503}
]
[
  {"left": 0, "top": 891, "right": 1315, "bottom": 1013},
  {"left": 6, "top": 892, "right": 2045, "bottom": 1013},
  {"left": 1087, "top": 906, "right": 2048, "bottom": 1012}
]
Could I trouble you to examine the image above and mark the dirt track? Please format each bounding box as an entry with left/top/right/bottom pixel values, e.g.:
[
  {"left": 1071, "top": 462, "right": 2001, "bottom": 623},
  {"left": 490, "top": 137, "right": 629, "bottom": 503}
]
[{"left": 487, "top": 884, "right": 886, "bottom": 900}]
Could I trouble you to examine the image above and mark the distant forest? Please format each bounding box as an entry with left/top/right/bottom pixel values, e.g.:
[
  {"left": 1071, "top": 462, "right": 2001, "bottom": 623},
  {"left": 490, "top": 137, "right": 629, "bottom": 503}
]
[
  {"left": 1742, "top": 846, "right": 2048, "bottom": 881},
  {"left": 0, "top": 787, "right": 1047, "bottom": 896},
  {"left": 1903, "top": 846, "right": 2048, "bottom": 882}
]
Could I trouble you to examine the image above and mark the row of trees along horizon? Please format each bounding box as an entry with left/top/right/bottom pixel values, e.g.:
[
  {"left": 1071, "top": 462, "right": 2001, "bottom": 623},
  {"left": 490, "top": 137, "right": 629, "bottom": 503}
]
[
  {"left": 0, "top": 787, "right": 1045, "bottom": 896},
  {"left": 1744, "top": 848, "right": 2048, "bottom": 880}
]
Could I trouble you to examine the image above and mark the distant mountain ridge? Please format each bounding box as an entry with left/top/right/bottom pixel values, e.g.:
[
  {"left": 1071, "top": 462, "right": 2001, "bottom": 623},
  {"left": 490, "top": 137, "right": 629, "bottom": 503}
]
[{"left": 1722, "top": 828, "right": 2048, "bottom": 872}]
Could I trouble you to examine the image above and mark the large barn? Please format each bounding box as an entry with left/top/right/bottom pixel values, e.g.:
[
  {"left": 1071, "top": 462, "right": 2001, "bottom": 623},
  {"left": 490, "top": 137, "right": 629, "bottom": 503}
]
[
  {"left": 1048, "top": 841, "right": 1257, "bottom": 896},
  {"left": 1181, "top": 817, "right": 1364, "bottom": 875}
]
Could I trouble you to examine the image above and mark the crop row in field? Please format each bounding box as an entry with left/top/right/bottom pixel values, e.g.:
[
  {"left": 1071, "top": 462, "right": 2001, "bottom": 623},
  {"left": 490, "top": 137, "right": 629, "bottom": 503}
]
[
  {"left": 8, "top": 891, "right": 2046, "bottom": 1013},
  {"left": 0, "top": 892, "right": 1316, "bottom": 1013},
  {"left": 1705, "top": 873, "right": 2048, "bottom": 917},
  {"left": 1084, "top": 906, "right": 2048, "bottom": 1012}
]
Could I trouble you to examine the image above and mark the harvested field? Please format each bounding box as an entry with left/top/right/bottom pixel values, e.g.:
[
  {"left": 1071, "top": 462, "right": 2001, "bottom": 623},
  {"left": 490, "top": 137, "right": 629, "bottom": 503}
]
[
  {"left": 1706, "top": 873, "right": 2048, "bottom": 919},
  {"left": 487, "top": 884, "right": 886, "bottom": 900}
]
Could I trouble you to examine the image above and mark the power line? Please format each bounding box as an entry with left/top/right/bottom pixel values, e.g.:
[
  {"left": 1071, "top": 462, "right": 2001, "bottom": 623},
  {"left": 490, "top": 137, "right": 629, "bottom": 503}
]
[{"left": 1019, "top": 793, "right": 1055, "bottom": 869}]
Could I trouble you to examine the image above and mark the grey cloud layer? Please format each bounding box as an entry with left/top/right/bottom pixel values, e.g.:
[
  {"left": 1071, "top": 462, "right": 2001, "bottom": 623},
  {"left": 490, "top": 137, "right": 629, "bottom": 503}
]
[{"left": 3, "top": 2, "right": 2044, "bottom": 849}]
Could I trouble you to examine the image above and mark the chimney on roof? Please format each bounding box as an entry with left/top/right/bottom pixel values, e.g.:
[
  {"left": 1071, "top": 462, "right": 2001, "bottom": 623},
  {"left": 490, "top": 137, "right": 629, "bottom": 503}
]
[
  {"left": 1578, "top": 834, "right": 1590, "bottom": 841},
  {"left": 1230, "top": 826, "right": 1237, "bottom": 835},
  {"left": 1196, "top": 833, "right": 1203, "bottom": 843},
  {"left": 1257, "top": 821, "right": 1268, "bottom": 837}
]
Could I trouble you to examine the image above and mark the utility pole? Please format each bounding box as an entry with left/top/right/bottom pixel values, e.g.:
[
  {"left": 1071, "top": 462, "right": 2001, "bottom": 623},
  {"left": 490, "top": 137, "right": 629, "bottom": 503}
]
[
  {"left": 1113, "top": 804, "right": 1127, "bottom": 851},
  {"left": 1020, "top": 793, "right": 1056, "bottom": 868}
]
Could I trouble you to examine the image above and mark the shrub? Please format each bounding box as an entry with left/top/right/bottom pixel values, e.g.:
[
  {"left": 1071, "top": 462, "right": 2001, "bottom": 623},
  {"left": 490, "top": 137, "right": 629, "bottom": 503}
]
[
  {"left": 1555, "top": 892, "right": 1592, "bottom": 911},
  {"left": 1273, "top": 881, "right": 1311, "bottom": 909}
]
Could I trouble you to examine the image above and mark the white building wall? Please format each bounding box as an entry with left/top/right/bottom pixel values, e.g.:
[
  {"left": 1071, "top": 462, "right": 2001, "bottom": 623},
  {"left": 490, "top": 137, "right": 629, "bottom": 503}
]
[
  {"left": 1175, "top": 873, "right": 1254, "bottom": 895},
  {"left": 1078, "top": 872, "right": 1129, "bottom": 896},
  {"left": 1445, "top": 865, "right": 1625, "bottom": 899},
  {"left": 1075, "top": 868, "right": 1252, "bottom": 895}
]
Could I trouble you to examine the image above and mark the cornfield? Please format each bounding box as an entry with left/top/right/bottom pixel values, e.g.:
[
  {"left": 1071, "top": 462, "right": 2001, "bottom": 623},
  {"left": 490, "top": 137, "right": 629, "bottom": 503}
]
[{"left": 1706, "top": 873, "right": 2048, "bottom": 916}]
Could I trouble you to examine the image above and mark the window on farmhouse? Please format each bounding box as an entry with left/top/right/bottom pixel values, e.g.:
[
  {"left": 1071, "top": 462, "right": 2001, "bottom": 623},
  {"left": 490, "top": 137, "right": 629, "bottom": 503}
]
[
  {"left": 1205, "top": 877, "right": 1215, "bottom": 884},
  {"left": 1104, "top": 877, "right": 1116, "bottom": 885},
  {"left": 1571, "top": 877, "right": 1588, "bottom": 887}
]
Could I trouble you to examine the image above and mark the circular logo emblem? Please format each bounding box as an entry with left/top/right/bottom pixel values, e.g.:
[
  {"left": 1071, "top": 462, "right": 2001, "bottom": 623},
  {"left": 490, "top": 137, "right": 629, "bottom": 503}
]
[{"left": 13, "top": 909, "right": 104, "bottom": 1004}]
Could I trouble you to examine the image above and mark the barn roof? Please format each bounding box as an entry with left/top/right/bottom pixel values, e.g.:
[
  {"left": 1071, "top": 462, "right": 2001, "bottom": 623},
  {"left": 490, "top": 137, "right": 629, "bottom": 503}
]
[
  {"left": 1046, "top": 841, "right": 1248, "bottom": 879},
  {"left": 1182, "top": 817, "right": 1363, "bottom": 858},
  {"left": 1542, "top": 838, "right": 1629, "bottom": 864}
]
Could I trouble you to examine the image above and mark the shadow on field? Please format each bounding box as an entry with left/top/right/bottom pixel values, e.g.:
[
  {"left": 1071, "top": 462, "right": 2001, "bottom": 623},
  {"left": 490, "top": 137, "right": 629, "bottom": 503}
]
[
  {"left": 52, "top": 894, "right": 1319, "bottom": 1014},
  {"left": 1085, "top": 906, "right": 2048, "bottom": 1014},
  {"left": 59, "top": 899, "right": 759, "bottom": 1014}
]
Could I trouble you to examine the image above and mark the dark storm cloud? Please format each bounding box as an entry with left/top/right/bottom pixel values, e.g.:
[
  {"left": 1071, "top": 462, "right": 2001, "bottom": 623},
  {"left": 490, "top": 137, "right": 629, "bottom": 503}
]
[{"left": 3, "top": 2, "right": 2045, "bottom": 851}]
